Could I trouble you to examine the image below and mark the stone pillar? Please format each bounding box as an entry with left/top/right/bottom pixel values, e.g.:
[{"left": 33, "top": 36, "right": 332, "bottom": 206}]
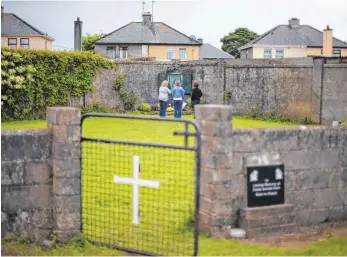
[
  {"left": 47, "top": 107, "right": 81, "bottom": 241},
  {"left": 195, "top": 105, "right": 234, "bottom": 237}
]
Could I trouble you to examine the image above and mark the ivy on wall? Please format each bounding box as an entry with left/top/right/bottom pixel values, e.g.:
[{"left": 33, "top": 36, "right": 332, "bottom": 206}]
[{"left": 1, "top": 47, "right": 112, "bottom": 121}]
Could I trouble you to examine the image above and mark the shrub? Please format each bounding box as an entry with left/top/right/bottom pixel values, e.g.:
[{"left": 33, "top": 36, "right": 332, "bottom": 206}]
[
  {"left": 113, "top": 74, "right": 127, "bottom": 90},
  {"left": 80, "top": 101, "right": 112, "bottom": 114},
  {"left": 137, "top": 103, "right": 151, "bottom": 112},
  {"left": 223, "top": 88, "right": 232, "bottom": 100},
  {"left": 299, "top": 117, "right": 319, "bottom": 125},
  {"left": 1, "top": 47, "right": 112, "bottom": 121}
]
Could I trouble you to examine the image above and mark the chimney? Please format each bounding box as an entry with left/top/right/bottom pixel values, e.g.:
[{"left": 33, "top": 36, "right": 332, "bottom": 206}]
[
  {"left": 74, "top": 17, "right": 83, "bottom": 51},
  {"left": 288, "top": 18, "right": 300, "bottom": 29},
  {"left": 142, "top": 12, "right": 152, "bottom": 27},
  {"left": 323, "top": 25, "right": 333, "bottom": 56},
  {"left": 197, "top": 38, "right": 203, "bottom": 44},
  {"left": 1, "top": 6, "right": 4, "bottom": 19}
]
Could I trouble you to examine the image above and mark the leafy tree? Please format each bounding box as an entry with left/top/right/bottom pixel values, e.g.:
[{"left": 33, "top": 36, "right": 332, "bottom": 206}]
[
  {"left": 82, "top": 33, "right": 104, "bottom": 52},
  {"left": 220, "top": 28, "right": 258, "bottom": 58}
]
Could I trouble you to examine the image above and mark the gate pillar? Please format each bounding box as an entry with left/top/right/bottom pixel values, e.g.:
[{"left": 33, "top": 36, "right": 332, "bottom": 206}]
[
  {"left": 47, "top": 107, "right": 82, "bottom": 241},
  {"left": 195, "top": 105, "right": 234, "bottom": 237}
]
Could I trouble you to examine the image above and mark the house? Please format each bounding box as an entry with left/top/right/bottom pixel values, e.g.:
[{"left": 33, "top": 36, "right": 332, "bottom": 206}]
[
  {"left": 1, "top": 6, "right": 54, "bottom": 50},
  {"left": 199, "top": 41, "right": 234, "bottom": 60},
  {"left": 95, "top": 12, "right": 201, "bottom": 61},
  {"left": 238, "top": 18, "right": 347, "bottom": 59}
]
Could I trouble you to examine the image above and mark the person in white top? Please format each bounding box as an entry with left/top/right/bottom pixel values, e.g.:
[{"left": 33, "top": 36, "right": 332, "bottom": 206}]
[{"left": 158, "top": 80, "right": 171, "bottom": 117}]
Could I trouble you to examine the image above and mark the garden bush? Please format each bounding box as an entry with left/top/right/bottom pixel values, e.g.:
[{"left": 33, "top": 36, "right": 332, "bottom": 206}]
[
  {"left": 137, "top": 103, "right": 152, "bottom": 112},
  {"left": 1, "top": 47, "right": 112, "bottom": 121}
]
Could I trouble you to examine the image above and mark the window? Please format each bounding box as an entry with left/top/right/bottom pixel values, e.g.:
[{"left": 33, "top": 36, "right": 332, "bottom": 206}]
[
  {"left": 106, "top": 46, "right": 116, "bottom": 59},
  {"left": 275, "top": 49, "right": 284, "bottom": 58},
  {"left": 333, "top": 50, "right": 341, "bottom": 57},
  {"left": 8, "top": 38, "right": 17, "bottom": 49},
  {"left": 179, "top": 48, "right": 187, "bottom": 61},
  {"left": 264, "top": 48, "right": 272, "bottom": 59},
  {"left": 20, "top": 38, "right": 29, "bottom": 49},
  {"left": 120, "top": 47, "right": 128, "bottom": 59},
  {"left": 166, "top": 48, "right": 174, "bottom": 60}
]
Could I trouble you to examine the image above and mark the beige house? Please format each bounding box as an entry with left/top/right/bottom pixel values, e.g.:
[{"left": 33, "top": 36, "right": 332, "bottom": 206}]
[
  {"left": 95, "top": 12, "right": 202, "bottom": 61},
  {"left": 1, "top": 6, "right": 54, "bottom": 50},
  {"left": 239, "top": 18, "right": 347, "bottom": 59}
]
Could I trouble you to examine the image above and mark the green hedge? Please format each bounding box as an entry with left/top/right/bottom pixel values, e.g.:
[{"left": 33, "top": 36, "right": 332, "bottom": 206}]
[{"left": 1, "top": 47, "right": 112, "bottom": 121}]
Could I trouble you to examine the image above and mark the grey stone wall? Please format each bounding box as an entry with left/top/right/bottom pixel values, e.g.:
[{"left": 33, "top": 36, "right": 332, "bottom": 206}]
[
  {"left": 196, "top": 105, "right": 347, "bottom": 237},
  {"left": 1, "top": 107, "right": 82, "bottom": 242},
  {"left": 80, "top": 57, "right": 346, "bottom": 123},
  {"left": 1, "top": 129, "right": 53, "bottom": 240}
]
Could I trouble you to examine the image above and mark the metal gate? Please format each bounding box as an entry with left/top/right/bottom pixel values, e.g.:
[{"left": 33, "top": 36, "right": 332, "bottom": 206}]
[{"left": 81, "top": 113, "right": 201, "bottom": 256}]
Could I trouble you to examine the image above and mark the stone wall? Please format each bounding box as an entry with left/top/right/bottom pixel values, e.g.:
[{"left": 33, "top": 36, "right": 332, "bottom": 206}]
[
  {"left": 78, "top": 57, "right": 347, "bottom": 124},
  {"left": 1, "top": 129, "right": 53, "bottom": 240},
  {"left": 196, "top": 105, "right": 347, "bottom": 237},
  {"left": 1, "top": 107, "right": 81, "bottom": 242}
]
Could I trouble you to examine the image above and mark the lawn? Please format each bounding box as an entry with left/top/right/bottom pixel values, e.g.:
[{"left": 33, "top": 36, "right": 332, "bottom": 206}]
[{"left": 3, "top": 114, "right": 346, "bottom": 256}]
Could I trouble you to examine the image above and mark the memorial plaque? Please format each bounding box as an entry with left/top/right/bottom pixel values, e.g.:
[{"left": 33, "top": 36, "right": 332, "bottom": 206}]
[{"left": 247, "top": 164, "right": 284, "bottom": 207}]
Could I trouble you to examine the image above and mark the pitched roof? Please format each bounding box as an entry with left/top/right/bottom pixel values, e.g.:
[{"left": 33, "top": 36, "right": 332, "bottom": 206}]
[
  {"left": 95, "top": 22, "right": 201, "bottom": 45},
  {"left": 199, "top": 43, "right": 234, "bottom": 59},
  {"left": 1, "top": 13, "right": 54, "bottom": 40},
  {"left": 239, "top": 24, "right": 347, "bottom": 50}
]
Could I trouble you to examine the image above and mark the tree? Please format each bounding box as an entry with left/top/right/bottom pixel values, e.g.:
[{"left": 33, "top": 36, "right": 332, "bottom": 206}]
[
  {"left": 82, "top": 33, "right": 104, "bottom": 52},
  {"left": 220, "top": 28, "right": 258, "bottom": 58}
]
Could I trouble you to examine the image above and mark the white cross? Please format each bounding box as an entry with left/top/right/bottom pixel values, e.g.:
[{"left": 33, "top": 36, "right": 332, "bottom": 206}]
[{"left": 113, "top": 155, "right": 160, "bottom": 225}]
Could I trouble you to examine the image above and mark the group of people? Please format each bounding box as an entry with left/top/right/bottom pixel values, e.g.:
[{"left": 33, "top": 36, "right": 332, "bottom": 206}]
[{"left": 158, "top": 80, "right": 203, "bottom": 119}]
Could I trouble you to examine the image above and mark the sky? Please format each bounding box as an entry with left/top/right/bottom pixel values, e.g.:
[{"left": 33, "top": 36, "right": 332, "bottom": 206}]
[{"left": 2, "top": 0, "right": 347, "bottom": 50}]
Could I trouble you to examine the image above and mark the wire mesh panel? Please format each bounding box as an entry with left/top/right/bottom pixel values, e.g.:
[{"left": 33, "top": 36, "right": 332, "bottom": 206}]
[{"left": 81, "top": 114, "right": 201, "bottom": 256}]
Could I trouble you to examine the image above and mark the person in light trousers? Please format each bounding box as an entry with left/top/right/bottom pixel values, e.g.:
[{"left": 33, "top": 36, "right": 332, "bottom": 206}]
[
  {"left": 171, "top": 80, "right": 185, "bottom": 119},
  {"left": 158, "top": 80, "right": 171, "bottom": 117}
]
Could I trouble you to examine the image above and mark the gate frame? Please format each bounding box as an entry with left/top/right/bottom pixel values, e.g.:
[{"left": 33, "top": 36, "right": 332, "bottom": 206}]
[{"left": 80, "top": 113, "right": 201, "bottom": 256}]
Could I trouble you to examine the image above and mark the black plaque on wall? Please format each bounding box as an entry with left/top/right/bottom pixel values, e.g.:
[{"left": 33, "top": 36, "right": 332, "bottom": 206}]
[{"left": 247, "top": 164, "right": 285, "bottom": 208}]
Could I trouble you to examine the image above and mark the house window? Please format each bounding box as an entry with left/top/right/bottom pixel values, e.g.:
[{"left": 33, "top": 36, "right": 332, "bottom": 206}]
[
  {"left": 179, "top": 48, "right": 187, "bottom": 61},
  {"left": 166, "top": 48, "right": 174, "bottom": 60},
  {"left": 264, "top": 48, "right": 272, "bottom": 59},
  {"left": 333, "top": 50, "right": 341, "bottom": 57},
  {"left": 20, "top": 38, "right": 29, "bottom": 49},
  {"left": 107, "top": 46, "right": 116, "bottom": 59},
  {"left": 8, "top": 38, "right": 17, "bottom": 49},
  {"left": 120, "top": 47, "right": 128, "bottom": 59},
  {"left": 275, "top": 49, "right": 284, "bottom": 58}
]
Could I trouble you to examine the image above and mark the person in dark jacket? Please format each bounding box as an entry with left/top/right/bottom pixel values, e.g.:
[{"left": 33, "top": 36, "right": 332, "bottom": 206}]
[{"left": 191, "top": 81, "right": 203, "bottom": 113}]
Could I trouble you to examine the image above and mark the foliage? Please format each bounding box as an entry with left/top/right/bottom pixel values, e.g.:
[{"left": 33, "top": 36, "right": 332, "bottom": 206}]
[
  {"left": 1, "top": 47, "right": 112, "bottom": 121},
  {"left": 80, "top": 101, "right": 113, "bottom": 115},
  {"left": 82, "top": 33, "right": 104, "bottom": 52},
  {"left": 220, "top": 27, "right": 258, "bottom": 58},
  {"left": 119, "top": 90, "right": 138, "bottom": 111},
  {"left": 299, "top": 117, "right": 320, "bottom": 125},
  {"left": 113, "top": 74, "right": 127, "bottom": 91},
  {"left": 145, "top": 97, "right": 159, "bottom": 111},
  {"left": 137, "top": 103, "right": 152, "bottom": 112},
  {"left": 223, "top": 88, "right": 233, "bottom": 100},
  {"left": 166, "top": 106, "right": 174, "bottom": 112}
]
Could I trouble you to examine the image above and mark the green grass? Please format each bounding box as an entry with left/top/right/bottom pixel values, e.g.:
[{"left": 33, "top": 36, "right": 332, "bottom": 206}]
[{"left": 4, "top": 114, "right": 345, "bottom": 256}]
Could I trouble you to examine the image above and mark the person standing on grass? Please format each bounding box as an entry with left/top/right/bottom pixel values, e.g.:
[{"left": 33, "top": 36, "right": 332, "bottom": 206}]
[
  {"left": 158, "top": 80, "right": 171, "bottom": 117},
  {"left": 172, "top": 80, "right": 185, "bottom": 119},
  {"left": 191, "top": 81, "right": 203, "bottom": 113}
]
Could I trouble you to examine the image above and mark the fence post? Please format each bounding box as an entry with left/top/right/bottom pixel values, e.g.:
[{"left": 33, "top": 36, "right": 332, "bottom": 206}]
[
  {"left": 195, "top": 104, "right": 234, "bottom": 237},
  {"left": 47, "top": 107, "right": 81, "bottom": 241}
]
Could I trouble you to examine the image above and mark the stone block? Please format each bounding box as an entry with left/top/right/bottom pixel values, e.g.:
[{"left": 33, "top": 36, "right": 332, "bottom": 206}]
[
  {"left": 53, "top": 178, "right": 81, "bottom": 196},
  {"left": 323, "top": 129, "right": 339, "bottom": 149},
  {"left": 32, "top": 209, "right": 54, "bottom": 229},
  {"left": 328, "top": 206, "right": 347, "bottom": 222},
  {"left": 23, "top": 133, "right": 52, "bottom": 160},
  {"left": 295, "top": 209, "right": 329, "bottom": 225},
  {"left": 56, "top": 230, "right": 81, "bottom": 242},
  {"left": 338, "top": 128, "right": 347, "bottom": 149},
  {"left": 339, "top": 148, "right": 347, "bottom": 167},
  {"left": 200, "top": 197, "right": 232, "bottom": 216},
  {"left": 52, "top": 142, "right": 81, "bottom": 160},
  {"left": 200, "top": 120, "right": 233, "bottom": 137},
  {"left": 47, "top": 107, "right": 80, "bottom": 126},
  {"left": 55, "top": 195, "right": 81, "bottom": 213},
  {"left": 201, "top": 136, "right": 233, "bottom": 154},
  {"left": 240, "top": 214, "right": 294, "bottom": 230},
  {"left": 313, "top": 188, "right": 345, "bottom": 209},
  {"left": 195, "top": 105, "right": 233, "bottom": 122},
  {"left": 28, "top": 228, "right": 52, "bottom": 241},
  {"left": 200, "top": 166, "right": 240, "bottom": 184},
  {"left": 1, "top": 161, "right": 24, "bottom": 185},
  {"left": 56, "top": 212, "right": 80, "bottom": 230},
  {"left": 67, "top": 125, "right": 81, "bottom": 142},
  {"left": 246, "top": 223, "right": 297, "bottom": 239},
  {"left": 200, "top": 176, "right": 243, "bottom": 199},
  {"left": 240, "top": 204, "right": 294, "bottom": 220},
  {"left": 282, "top": 149, "right": 341, "bottom": 170},
  {"left": 52, "top": 159, "right": 80, "bottom": 178},
  {"left": 286, "top": 190, "right": 315, "bottom": 210},
  {"left": 262, "top": 129, "right": 298, "bottom": 151},
  {"left": 201, "top": 152, "right": 233, "bottom": 170},
  {"left": 52, "top": 125, "right": 67, "bottom": 142},
  {"left": 284, "top": 170, "right": 297, "bottom": 192},
  {"left": 231, "top": 129, "right": 262, "bottom": 153},
  {"left": 329, "top": 168, "right": 347, "bottom": 188},
  {"left": 2, "top": 185, "right": 53, "bottom": 212},
  {"left": 298, "top": 128, "right": 324, "bottom": 149},
  {"left": 25, "top": 161, "right": 51, "bottom": 184},
  {"left": 295, "top": 170, "right": 330, "bottom": 190}
]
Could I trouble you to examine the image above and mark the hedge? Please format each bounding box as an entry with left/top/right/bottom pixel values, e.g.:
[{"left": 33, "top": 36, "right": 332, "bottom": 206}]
[{"left": 1, "top": 47, "right": 113, "bottom": 121}]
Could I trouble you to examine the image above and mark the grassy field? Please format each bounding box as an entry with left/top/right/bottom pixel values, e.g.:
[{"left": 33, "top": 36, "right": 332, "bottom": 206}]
[{"left": 2, "top": 114, "right": 347, "bottom": 256}]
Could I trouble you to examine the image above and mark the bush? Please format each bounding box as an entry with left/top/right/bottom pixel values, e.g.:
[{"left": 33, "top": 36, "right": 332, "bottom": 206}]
[
  {"left": 1, "top": 47, "right": 112, "bottom": 121},
  {"left": 137, "top": 103, "right": 151, "bottom": 112},
  {"left": 113, "top": 74, "right": 127, "bottom": 90},
  {"left": 80, "top": 101, "right": 112, "bottom": 114}
]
